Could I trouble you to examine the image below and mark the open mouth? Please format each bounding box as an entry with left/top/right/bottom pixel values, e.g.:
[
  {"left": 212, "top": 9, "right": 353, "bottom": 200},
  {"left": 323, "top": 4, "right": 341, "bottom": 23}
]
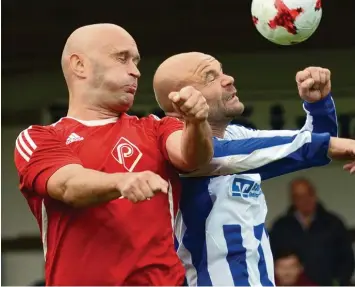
[{"left": 226, "top": 93, "right": 238, "bottom": 102}]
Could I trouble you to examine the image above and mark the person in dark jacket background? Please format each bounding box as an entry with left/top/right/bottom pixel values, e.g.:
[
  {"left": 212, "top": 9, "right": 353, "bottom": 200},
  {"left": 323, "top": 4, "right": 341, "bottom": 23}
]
[{"left": 270, "top": 177, "right": 354, "bottom": 286}]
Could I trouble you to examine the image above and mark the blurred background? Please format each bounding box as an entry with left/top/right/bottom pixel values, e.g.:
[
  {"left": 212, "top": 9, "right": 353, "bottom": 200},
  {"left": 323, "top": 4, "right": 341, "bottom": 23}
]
[{"left": 2, "top": 0, "right": 355, "bottom": 285}]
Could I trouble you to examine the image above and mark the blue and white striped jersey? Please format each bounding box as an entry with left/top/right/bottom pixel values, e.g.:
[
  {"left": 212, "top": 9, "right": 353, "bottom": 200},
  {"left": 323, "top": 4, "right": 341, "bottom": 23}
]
[{"left": 176, "top": 95, "right": 338, "bottom": 286}]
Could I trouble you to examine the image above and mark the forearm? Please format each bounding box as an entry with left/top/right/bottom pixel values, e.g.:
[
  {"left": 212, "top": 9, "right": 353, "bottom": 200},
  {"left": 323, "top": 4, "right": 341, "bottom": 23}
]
[
  {"left": 303, "top": 93, "right": 338, "bottom": 136},
  {"left": 181, "top": 120, "right": 213, "bottom": 170},
  {"left": 328, "top": 137, "right": 355, "bottom": 160},
  {"left": 183, "top": 131, "right": 331, "bottom": 178},
  {"left": 49, "top": 165, "right": 122, "bottom": 207}
]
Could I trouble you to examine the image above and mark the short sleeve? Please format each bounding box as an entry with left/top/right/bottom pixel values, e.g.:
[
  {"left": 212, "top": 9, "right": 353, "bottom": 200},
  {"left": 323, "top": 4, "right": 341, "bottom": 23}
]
[
  {"left": 14, "top": 125, "right": 83, "bottom": 196},
  {"left": 150, "top": 115, "right": 184, "bottom": 161}
]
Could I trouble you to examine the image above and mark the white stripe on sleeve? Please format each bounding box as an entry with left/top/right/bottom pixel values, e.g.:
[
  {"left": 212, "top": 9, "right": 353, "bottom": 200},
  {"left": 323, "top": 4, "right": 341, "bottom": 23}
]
[
  {"left": 182, "top": 131, "right": 312, "bottom": 177},
  {"left": 24, "top": 126, "right": 37, "bottom": 149},
  {"left": 18, "top": 132, "right": 33, "bottom": 156},
  {"left": 15, "top": 127, "right": 38, "bottom": 162},
  {"left": 15, "top": 137, "right": 30, "bottom": 162}
]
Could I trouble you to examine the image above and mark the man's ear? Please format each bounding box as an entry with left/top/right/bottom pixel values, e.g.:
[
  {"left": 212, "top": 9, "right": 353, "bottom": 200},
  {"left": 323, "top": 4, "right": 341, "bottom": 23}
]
[{"left": 69, "top": 53, "right": 86, "bottom": 78}]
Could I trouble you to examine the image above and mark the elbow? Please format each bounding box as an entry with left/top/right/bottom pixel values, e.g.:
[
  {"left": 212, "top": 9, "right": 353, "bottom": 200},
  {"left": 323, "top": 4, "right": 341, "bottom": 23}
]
[
  {"left": 46, "top": 165, "right": 94, "bottom": 208},
  {"left": 63, "top": 197, "right": 80, "bottom": 207},
  {"left": 59, "top": 181, "right": 91, "bottom": 208},
  {"left": 61, "top": 191, "right": 86, "bottom": 208}
]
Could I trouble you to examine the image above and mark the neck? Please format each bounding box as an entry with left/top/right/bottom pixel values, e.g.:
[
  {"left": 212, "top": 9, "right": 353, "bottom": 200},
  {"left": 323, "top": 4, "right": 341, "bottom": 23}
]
[
  {"left": 210, "top": 121, "right": 229, "bottom": 138},
  {"left": 299, "top": 212, "right": 314, "bottom": 219},
  {"left": 67, "top": 105, "right": 119, "bottom": 120},
  {"left": 297, "top": 212, "right": 314, "bottom": 228},
  {"left": 67, "top": 92, "right": 119, "bottom": 121}
]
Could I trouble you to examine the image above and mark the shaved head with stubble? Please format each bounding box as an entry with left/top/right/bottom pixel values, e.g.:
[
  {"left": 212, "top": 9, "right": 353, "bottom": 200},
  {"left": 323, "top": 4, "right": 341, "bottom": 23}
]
[
  {"left": 62, "top": 24, "right": 141, "bottom": 119},
  {"left": 154, "top": 52, "right": 244, "bottom": 129}
]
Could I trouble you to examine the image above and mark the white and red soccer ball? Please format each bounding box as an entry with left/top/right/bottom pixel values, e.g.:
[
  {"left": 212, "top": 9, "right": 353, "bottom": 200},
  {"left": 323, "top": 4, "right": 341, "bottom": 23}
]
[{"left": 251, "top": 0, "right": 322, "bottom": 45}]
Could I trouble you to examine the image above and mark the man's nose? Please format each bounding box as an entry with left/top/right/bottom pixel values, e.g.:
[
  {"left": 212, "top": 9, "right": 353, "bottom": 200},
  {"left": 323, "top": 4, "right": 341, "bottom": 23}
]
[
  {"left": 221, "top": 75, "right": 234, "bottom": 87},
  {"left": 129, "top": 62, "right": 141, "bottom": 78}
]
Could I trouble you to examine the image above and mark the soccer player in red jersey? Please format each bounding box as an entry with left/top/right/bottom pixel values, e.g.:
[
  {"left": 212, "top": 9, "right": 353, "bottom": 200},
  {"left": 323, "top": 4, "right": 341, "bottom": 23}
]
[{"left": 13, "top": 24, "right": 213, "bottom": 286}]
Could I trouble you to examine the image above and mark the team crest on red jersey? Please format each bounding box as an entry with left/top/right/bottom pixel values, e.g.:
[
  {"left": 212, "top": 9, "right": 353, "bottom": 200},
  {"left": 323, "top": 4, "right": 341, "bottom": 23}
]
[{"left": 111, "top": 137, "right": 143, "bottom": 172}]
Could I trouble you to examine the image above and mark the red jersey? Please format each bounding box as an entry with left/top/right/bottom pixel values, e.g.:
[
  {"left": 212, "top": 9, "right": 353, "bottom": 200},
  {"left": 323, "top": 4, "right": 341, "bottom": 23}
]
[{"left": 14, "top": 114, "right": 185, "bottom": 286}]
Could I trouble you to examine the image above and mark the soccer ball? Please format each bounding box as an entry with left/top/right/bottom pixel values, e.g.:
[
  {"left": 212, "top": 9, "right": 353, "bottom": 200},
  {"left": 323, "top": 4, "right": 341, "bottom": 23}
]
[{"left": 251, "top": 0, "right": 322, "bottom": 45}]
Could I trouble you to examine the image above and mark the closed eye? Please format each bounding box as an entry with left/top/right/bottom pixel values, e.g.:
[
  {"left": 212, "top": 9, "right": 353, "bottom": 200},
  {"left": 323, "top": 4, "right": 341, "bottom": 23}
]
[
  {"left": 112, "top": 52, "right": 127, "bottom": 63},
  {"left": 112, "top": 51, "right": 140, "bottom": 66},
  {"left": 205, "top": 71, "right": 219, "bottom": 82}
]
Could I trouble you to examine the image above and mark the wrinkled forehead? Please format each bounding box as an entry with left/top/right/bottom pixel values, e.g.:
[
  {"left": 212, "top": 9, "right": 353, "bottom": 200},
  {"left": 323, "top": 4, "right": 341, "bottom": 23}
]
[
  {"left": 100, "top": 30, "right": 140, "bottom": 59},
  {"left": 187, "top": 54, "right": 221, "bottom": 77}
]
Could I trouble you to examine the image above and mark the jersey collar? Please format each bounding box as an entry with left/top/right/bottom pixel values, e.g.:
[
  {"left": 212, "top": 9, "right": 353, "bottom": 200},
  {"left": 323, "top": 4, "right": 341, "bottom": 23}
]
[{"left": 65, "top": 116, "right": 118, "bottom": 126}]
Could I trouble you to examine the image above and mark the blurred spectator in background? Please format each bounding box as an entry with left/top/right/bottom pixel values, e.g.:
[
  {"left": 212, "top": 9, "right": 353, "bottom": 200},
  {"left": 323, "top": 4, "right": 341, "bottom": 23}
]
[
  {"left": 270, "top": 178, "right": 354, "bottom": 286},
  {"left": 230, "top": 105, "right": 257, "bottom": 129},
  {"left": 274, "top": 250, "right": 316, "bottom": 286}
]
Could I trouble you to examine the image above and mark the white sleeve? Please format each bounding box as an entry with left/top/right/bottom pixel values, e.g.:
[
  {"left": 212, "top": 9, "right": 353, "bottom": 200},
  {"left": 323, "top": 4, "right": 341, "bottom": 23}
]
[{"left": 182, "top": 125, "right": 331, "bottom": 179}]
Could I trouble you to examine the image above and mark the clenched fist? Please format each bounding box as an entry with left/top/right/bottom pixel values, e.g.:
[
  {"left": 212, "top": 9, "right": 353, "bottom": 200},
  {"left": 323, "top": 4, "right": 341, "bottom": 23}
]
[
  {"left": 117, "top": 171, "right": 168, "bottom": 203},
  {"left": 296, "top": 67, "right": 331, "bottom": 103},
  {"left": 168, "top": 86, "right": 209, "bottom": 123}
]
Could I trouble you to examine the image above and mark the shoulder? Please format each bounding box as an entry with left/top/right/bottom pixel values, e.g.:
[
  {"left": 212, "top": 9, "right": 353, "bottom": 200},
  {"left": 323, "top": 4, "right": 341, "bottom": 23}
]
[
  {"left": 14, "top": 124, "right": 58, "bottom": 170},
  {"left": 17, "top": 120, "right": 74, "bottom": 143},
  {"left": 225, "top": 124, "right": 256, "bottom": 139},
  {"left": 16, "top": 124, "right": 58, "bottom": 147},
  {"left": 147, "top": 114, "right": 183, "bottom": 125},
  {"left": 134, "top": 114, "right": 183, "bottom": 130},
  {"left": 121, "top": 114, "right": 159, "bottom": 132},
  {"left": 14, "top": 119, "right": 81, "bottom": 157}
]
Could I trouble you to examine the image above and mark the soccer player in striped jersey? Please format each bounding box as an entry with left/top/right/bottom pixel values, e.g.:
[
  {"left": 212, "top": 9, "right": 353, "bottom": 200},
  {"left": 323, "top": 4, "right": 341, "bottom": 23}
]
[{"left": 153, "top": 52, "right": 355, "bottom": 286}]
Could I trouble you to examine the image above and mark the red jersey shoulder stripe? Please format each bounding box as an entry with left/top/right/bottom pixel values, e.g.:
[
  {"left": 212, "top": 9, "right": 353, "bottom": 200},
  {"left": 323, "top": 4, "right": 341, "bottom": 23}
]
[{"left": 15, "top": 126, "right": 38, "bottom": 162}]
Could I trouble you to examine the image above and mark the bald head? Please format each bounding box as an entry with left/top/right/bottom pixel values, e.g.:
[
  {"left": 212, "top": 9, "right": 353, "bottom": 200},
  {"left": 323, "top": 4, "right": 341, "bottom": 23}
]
[
  {"left": 62, "top": 23, "right": 141, "bottom": 116},
  {"left": 62, "top": 24, "right": 136, "bottom": 86},
  {"left": 153, "top": 52, "right": 213, "bottom": 112},
  {"left": 154, "top": 52, "right": 242, "bottom": 123}
]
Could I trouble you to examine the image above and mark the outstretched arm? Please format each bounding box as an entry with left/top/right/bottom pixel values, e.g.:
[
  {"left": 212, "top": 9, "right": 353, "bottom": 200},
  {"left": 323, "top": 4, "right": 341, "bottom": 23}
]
[
  {"left": 165, "top": 86, "right": 213, "bottom": 172},
  {"left": 183, "top": 133, "right": 355, "bottom": 178},
  {"left": 15, "top": 126, "right": 169, "bottom": 207},
  {"left": 183, "top": 67, "right": 341, "bottom": 177}
]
